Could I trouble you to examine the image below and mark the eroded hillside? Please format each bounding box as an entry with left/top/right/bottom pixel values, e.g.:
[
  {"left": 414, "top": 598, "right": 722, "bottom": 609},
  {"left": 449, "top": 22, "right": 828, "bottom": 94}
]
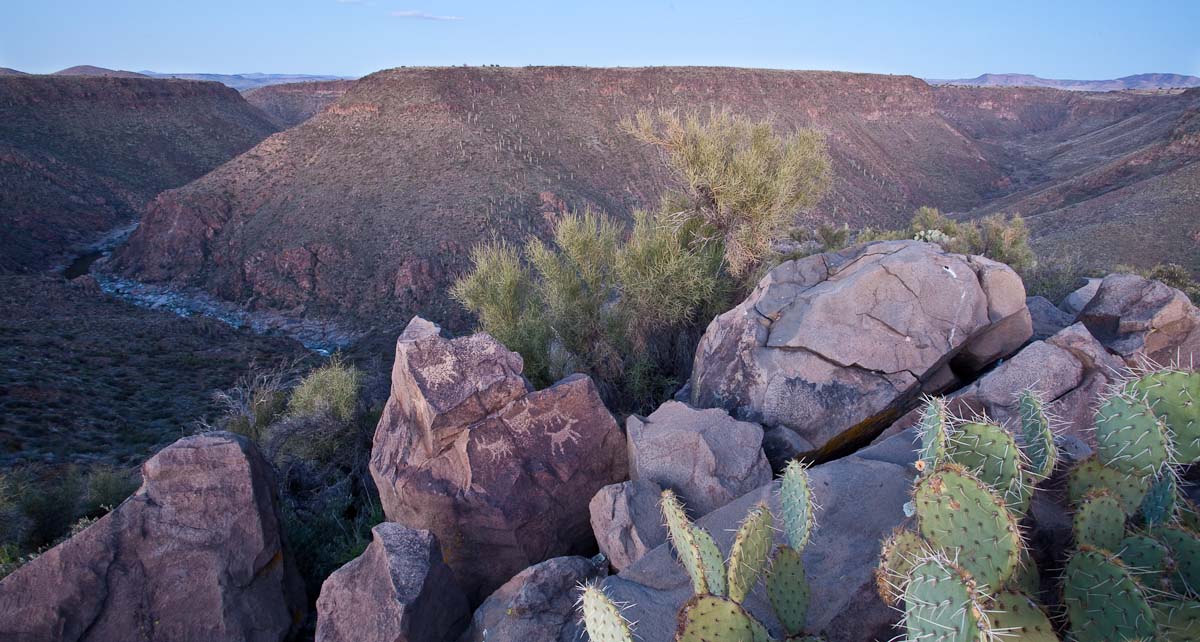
[
  {"left": 243, "top": 80, "right": 356, "bottom": 128},
  {"left": 0, "top": 75, "right": 278, "bottom": 271}
]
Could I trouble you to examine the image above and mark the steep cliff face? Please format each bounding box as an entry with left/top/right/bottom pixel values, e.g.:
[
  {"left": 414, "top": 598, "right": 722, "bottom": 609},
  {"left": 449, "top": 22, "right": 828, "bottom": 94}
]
[
  {"left": 112, "top": 66, "right": 1005, "bottom": 330},
  {"left": 244, "top": 80, "right": 356, "bottom": 128},
  {"left": 0, "top": 76, "right": 278, "bottom": 272}
]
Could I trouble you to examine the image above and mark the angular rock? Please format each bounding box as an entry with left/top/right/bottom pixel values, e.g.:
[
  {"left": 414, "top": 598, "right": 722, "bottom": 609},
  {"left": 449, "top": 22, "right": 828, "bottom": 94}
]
[
  {"left": 462, "top": 555, "right": 606, "bottom": 642},
  {"left": 316, "top": 523, "right": 469, "bottom": 642},
  {"left": 1027, "top": 295, "right": 1073, "bottom": 340},
  {"left": 626, "top": 401, "right": 771, "bottom": 517},
  {"left": 1060, "top": 278, "right": 1101, "bottom": 318},
  {"left": 589, "top": 479, "right": 668, "bottom": 571},
  {"left": 761, "top": 425, "right": 816, "bottom": 472},
  {"left": 0, "top": 433, "right": 305, "bottom": 642},
  {"left": 370, "top": 317, "right": 628, "bottom": 602},
  {"left": 690, "top": 240, "right": 1031, "bottom": 454},
  {"left": 1078, "top": 272, "right": 1200, "bottom": 367},
  {"left": 561, "top": 430, "right": 918, "bottom": 642}
]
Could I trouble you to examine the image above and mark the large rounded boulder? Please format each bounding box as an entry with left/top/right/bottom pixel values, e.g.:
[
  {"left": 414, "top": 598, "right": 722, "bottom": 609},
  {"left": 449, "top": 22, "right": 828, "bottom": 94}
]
[{"left": 689, "top": 240, "right": 1031, "bottom": 455}]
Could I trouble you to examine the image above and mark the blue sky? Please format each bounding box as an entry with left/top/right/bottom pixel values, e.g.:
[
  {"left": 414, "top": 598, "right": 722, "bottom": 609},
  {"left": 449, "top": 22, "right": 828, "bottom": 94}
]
[{"left": 2, "top": 1, "right": 1197, "bottom": 79}]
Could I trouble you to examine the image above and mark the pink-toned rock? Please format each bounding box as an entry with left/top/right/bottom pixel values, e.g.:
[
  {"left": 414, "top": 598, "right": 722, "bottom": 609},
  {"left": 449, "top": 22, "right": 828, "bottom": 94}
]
[
  {"left": 627, "top": 401, "right": 771, "bottom": 517},
  {"left": 462, "top": 555, "right": 607, "bottom": 642},
  {"left": 370, "top": 317, "right": 628, "bottom": 601},
  {"left": 0, "top": 433, "right": 305, "bottom": 642},
  {"left": 315, "top": 523, "right": 469, "bottom": 642},
  {"left": 690, "top": 241, "right": 1031, "bottom": 455},
  {"left": 589, "top": 479, "right": 668, "bottom": 571},
  {"left": 1078, "top": 272, "right": 1200, "bottom": 367}
]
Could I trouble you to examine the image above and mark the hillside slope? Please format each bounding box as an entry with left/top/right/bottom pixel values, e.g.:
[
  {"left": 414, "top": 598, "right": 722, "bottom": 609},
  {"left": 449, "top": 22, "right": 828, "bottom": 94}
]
[
  {"left": 928, "top": 72, "right": 1200, "bottom": 91},
  {"left": 0, "top": 75, "right": 278, "bottom": 271},
  {"left": 112, "top": 66, "right": 1010, "bottom": 330},
  {"left": 244, "top": 80, "right": 355, "bottom": 128}
]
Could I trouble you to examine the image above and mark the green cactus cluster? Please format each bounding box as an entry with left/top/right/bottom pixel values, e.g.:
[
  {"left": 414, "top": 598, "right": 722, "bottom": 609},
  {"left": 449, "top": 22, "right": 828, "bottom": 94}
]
[{"left": 580, "top": 460, "right": 821, "bottom": 642}]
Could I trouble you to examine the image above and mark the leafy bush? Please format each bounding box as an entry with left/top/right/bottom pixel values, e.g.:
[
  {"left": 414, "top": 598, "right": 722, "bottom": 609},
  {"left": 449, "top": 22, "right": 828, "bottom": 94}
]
[
  {"left": 454, "top": 209, "right": 728, "bottom": 411},
  {"left": 287, "top": 356, "right": 362, "bottom": 425},
  {"left": 624, "top": 109, "right": 832, "bottom": 280}
]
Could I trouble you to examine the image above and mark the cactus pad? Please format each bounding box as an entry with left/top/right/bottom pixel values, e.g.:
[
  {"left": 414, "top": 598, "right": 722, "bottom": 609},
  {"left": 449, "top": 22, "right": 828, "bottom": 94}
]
[
  {"left": 876, "top": 526, "right": 925, "bottom": 606},
  {"left": 767, "top": 545, "right": 809, "bottom": 637},
  {"left": 915, "top": 396, "right": 950, "bottom": 474},
  {"left": 1010, "top": 546, "right": 1040, "bottom": 597},
  {"left": 779, "top": 460, "right": 814, "bottom": 551},
  {"left": 946, "top": 421, "right": 1026, "bottom": 513},
  {"left": 1128, "top": 369, "right": 1200, "bottom": 464},
  {"left": 1068, "top": 455, "right": 1151, "bottom": 516},
  {"left": 675, "top": 595, "right": 769, "bottom": 642},
  {"left": 902, "top": 554, "right": 988, "bottom": 642},
  {"left": 913, "top": 464, "right": 1021, "bottom": 591},
  {"left": 662, "top": 489, "right": 725, "bottom": 596},
  {"left": 1018, "top": 390, "right": 1058, "bottom": 481},
  {"left": 985, "top": 591, "right": 1057, "bottom": 642},
  {"left": 1154, "top": 598, "right": 1200, "bottom": 642},
  {"left": 1155, "top": 525, "right": 1200, "bottom": 597},
  {"left": 728, "top": 502, "right": 773, "bottom": 604},
  {"left": 1141, "top": 472, "right": 1178, "bottom": 527},
  {"left": 1094, "top": 392, "right": 1171, "bottom": 477},
  {"left": 1072, "top": 489, "right": 1126, "bottom": 552},
  {"left": 579, "top": 584, "right": 635, "bottom": 642},
  {"left": 1063, "top": 547, "right": 1156, "bottom": 642},
  {"left": 694, "top": 526, "right": 728, "bottom": 598},
  {"left": 1117, "top": 534, "right": 1171, "bottom": 591}
]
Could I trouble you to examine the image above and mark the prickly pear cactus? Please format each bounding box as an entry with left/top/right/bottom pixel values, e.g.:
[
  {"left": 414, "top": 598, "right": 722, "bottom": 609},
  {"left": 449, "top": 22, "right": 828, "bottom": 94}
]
[
  {"left": 1094, "top": 392, "right": 1171, "bottom": 477},
  {"left": 779, "top": 460, "right": 814, "bottom": 551},
  {"left": 1154, "top": 598, "right": 1200, "bottom": 642},
  {"left": 728, "top": 502, "right": 773, "bottom": 604},
  {"left": 661, "top": 489, "right": 726, "bottom": 596},
  {"left": 901, "top": 554, "right": 988, "bottom": 642},
  {"left": 675, "top": 595, "right": 770, "bottom": 642},
  {"left": 1141, "top": 472, "right": 1178, "bottom": 527},
  {"left": 1117, "top": 534, "right": 1171, "bottom": 591},
  {"left": 1128, "top": 369, "right": 1200, "bottom": 464},
  {"left": 579, "top": 584, "right": 635, "bottom": 642},
  {"left": 1155, "top": 525, "right": 1200, "bottom": 597},
  {"left": 767, "top": 545, "right": 809, "bottom": 638},
  {"left": 876, "top": 526, "right": 925, "bottom": 606},
  {"left": 1068, "top": 454, "right": 1151, "bottom": 516},
  {"left": 1017, "top": 389, "right": 1058, "bottom": 481},
  {"left": 947, "top": 420, "right": 1030, "bottom": 514},
  {"left": 1010, "top": 546, "right": 1040, "bottom": 597},
  {"left": 913, "top": 464, "right": 1021, "bottom": 591},
  {"left": 914, "top": 396, "right": 950, "bottom": 474},
  {"left": 1072, "top": 489, "right": 1125, "bottom": 552},
  {"left": 985, "top": 591, "right": 1057, "bottom": 642},
  {"left": 1063, "top": 547, "right": 1156, "bottom": 642}
]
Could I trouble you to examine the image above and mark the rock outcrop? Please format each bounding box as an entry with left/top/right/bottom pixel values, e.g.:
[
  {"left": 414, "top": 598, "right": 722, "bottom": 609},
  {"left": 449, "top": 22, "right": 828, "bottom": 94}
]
[
  {"left": 626, "top": 401, "right": 771, "bottom": 517},
  {"left": 463, "top": 555, "right": 607, "bottom": 642},
  {"left": 589, "top": 479, "right": 668, "bottom": 571},
  {"left": 315, "top": 523, "right": 469, "bottom": 642},
  {"left": 0, "top": 433, "right": 305, "bottom": 642},
  {"left": 690, "top": 240, "right": 1031, "bottom": 456},
  {"left": 1027, "top": 295, "right": 1074, "bottom": 340},
  {"left": 1077, "top": 272, "right": 1200, "bottom": 367},
  {"left": 563, "top": 430, "right": 919, "bottom": 642},
  {"left": 369, "top": 317, "right": 628, "bottom": 601}
]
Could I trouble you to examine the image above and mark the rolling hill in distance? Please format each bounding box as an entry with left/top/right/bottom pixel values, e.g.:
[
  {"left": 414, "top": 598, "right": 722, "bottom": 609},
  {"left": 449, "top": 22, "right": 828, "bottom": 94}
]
[
  {"left": 927, "top": 72, "right": 1200, "bottom": 91},
  {"left": 106, "top": 66, "right": 1200, "bottom": 339}
]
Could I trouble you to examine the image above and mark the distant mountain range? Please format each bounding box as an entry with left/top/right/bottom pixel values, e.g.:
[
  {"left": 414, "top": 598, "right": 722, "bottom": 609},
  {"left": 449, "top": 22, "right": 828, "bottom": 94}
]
[
  {"left": 926, "top": 73, "right": 1200, "bottom": 91},
  {"left": 1, "top": 65, "right": 355, "bottom": 90}
]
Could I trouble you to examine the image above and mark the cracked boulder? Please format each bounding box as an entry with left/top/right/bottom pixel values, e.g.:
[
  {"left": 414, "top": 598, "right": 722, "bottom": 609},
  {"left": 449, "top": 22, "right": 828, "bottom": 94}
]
[
  {"left": 689, "top": 240, "right": 1031, "bottom": 455},
  {"left": 315, "top": 523, "right": 469, "bottom": 642},
  {"left": 1077, "top": 272, "right": 1200, "bottom": 367},
  {"left": 626, "top": 401, "right": 771, "bottom": 517},
  {"left": 461, "top": 555, "right": 607, "bottom": 642},
  {"left": 369, "top": 317, "right": 628, "bottom": 602},
  {"left": 589, "top": 479, "right": 669, "bottom": 571},
  {"left": 0, "top": 433, "right": 305, "bottom": 642}
]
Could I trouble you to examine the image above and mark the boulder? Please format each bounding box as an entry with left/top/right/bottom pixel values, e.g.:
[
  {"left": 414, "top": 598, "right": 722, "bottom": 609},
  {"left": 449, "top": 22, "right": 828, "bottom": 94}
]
[
  {"left": 370, "top": 317, "right": 628, "bottom": 601},
  {"left": 626, "top": 401, "right": 771, "bottom": 516},
  {"left": 761, "top": 425, "right": 816, "bottom": 472},
  {"left": 561, "top": 430, "right": 918, "bottom": 642},
  {"left": 0, "top": 433, "right": 305, "bottom": 642},
  {"left": 1060, "top": 278, "right": 1101, "bottom": 318},
  {"left": 315, "top": 523, "right": 469, "bottom": 642},
  {"left": 462, "top": 555, "right": 606, "bottom": 642},
  {"left": 1027, "top": 295, "right": 1073, "bottom": 340},
  {"left": 589, "top": 479, "right": 668, "bottom": 571},
  {"left": 690, "top": 241, "right": 1031, "bottom": 455},
  {"left": 1078, "top": 272, "right": 1200, "bottom": 367}
]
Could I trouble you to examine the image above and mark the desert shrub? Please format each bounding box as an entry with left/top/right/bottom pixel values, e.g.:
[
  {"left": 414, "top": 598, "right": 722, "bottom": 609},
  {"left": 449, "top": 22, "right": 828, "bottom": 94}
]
[
  {"left": 1143, "top": 263, "right": 1200, "bottom": 303},
  {"left": 1023, "top": 250, "right": 1091, "bottom": 303},
  {"left": 287, "top": 356, "right": 362, "bottom": 425},
  {"left": 905, "top": 207, "right": 1036, "bottom": 275},
  {"left": 14, "top": 466, "right": 83, "bottom": 549},
  {"left": 624, "top": 109, "right": 832, "bottom": 280},
  {"left": 283, "top": 494, "right": 382, "bottom": 598},
  {"left": 211, "top": 362, "right": 296, "bottom": 442},
  {"left": 0, "top": 473, "right": 30, "bottom": 554},
  {"left": 79, "top": 465, "right": 139, "bottom": 517}
]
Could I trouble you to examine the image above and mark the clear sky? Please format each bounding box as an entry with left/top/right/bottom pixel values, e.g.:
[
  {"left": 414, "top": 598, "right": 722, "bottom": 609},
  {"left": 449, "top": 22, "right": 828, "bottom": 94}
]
[{"left": 2, "top": 0, "right": 1198, "bottom": 79}]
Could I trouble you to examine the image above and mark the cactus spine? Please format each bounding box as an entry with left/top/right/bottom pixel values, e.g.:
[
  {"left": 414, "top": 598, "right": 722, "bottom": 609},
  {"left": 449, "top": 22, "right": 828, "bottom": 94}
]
[
  {"left": 578, "top": 583, "right": 634, "bottom": 642},
  {"left": 1063, "top": 547, "right": 1157, "bottom": 642},
  {"left": 1018, "top": 389, "right": 1058, "bottom": 481}
]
